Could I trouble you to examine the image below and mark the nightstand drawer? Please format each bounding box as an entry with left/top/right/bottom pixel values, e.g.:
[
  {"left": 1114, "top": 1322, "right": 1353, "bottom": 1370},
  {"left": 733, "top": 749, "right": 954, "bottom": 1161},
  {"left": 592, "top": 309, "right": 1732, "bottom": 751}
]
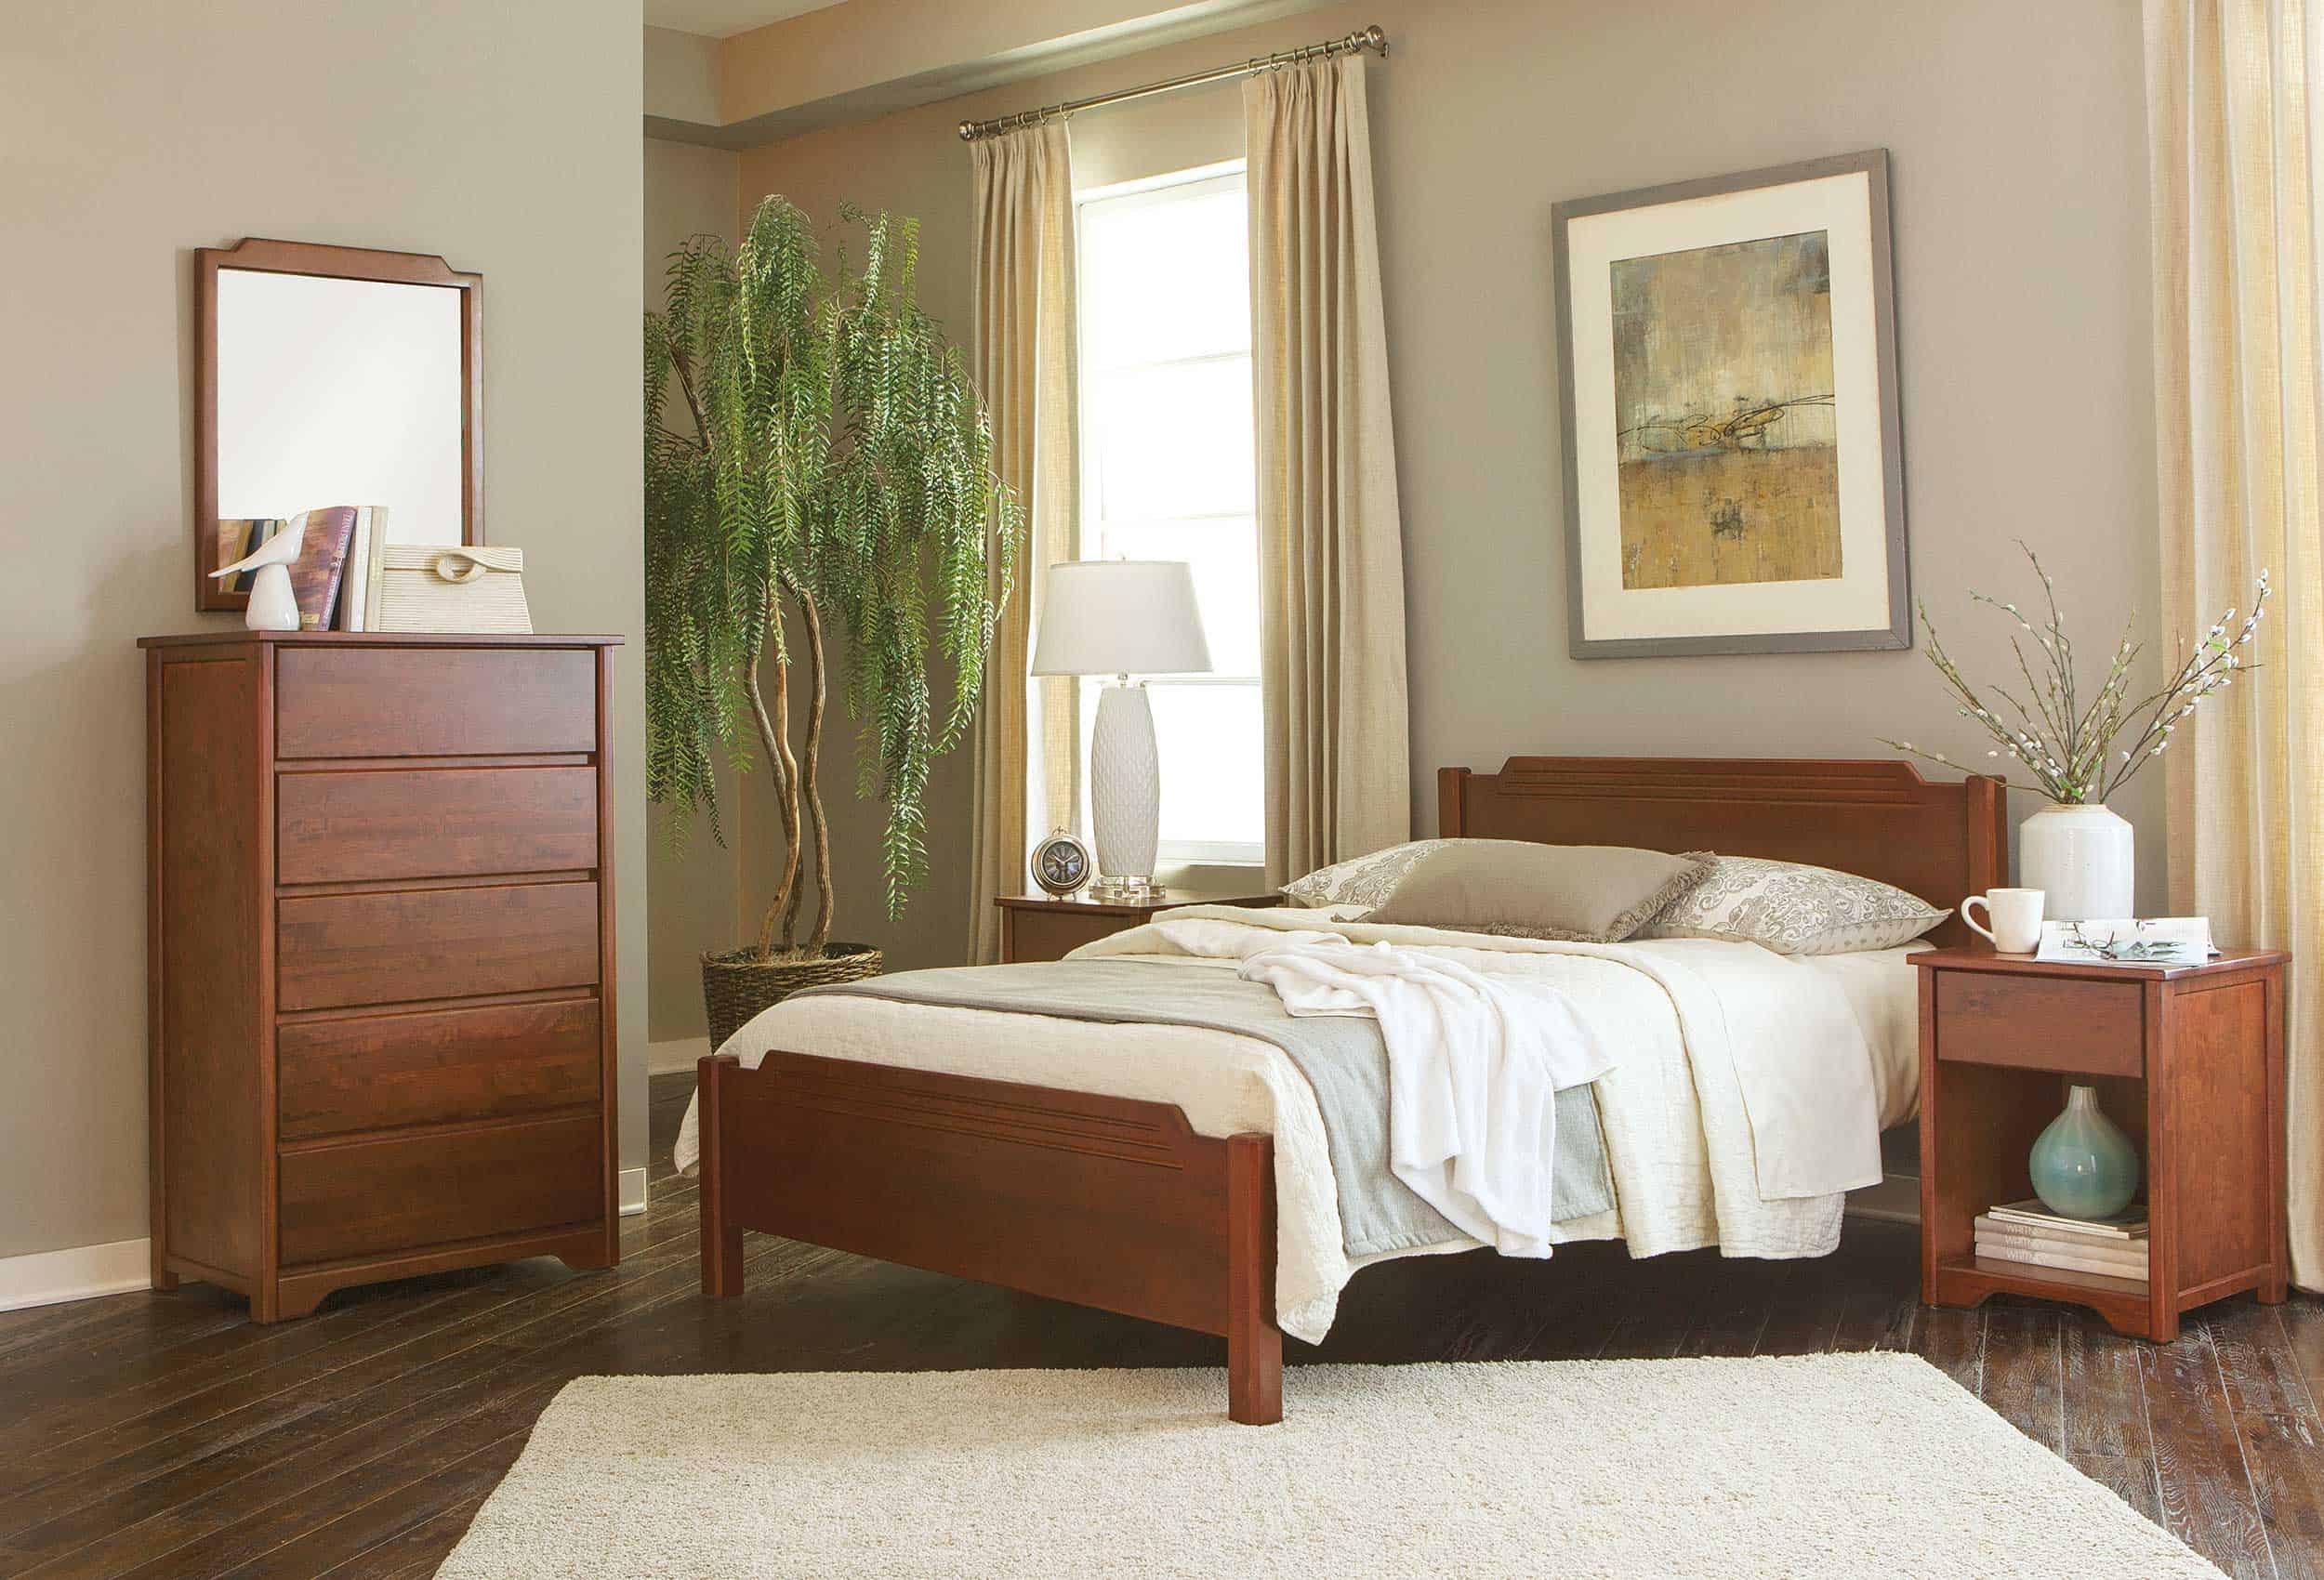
[
  {"left": 1933, "top": 973, "right": 2144, "bottom": 1077},
  {"left": 1005, "top": 908, "right": 1133, "bottom": 963}
]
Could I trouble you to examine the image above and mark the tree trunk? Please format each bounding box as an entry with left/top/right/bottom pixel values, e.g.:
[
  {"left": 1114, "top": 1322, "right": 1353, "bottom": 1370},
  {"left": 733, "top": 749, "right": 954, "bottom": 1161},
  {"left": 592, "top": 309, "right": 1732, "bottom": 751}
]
[
  {"left": 746, "top": 585, "right": 805, "bottom": 961},
  {"left": 796, "top": 588, "right": 836, "bottom": 954}
]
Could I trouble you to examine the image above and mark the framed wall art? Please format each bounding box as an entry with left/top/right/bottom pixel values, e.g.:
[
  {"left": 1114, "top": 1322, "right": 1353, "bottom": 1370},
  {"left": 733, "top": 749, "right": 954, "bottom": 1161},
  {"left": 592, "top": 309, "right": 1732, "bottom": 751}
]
[{"left": 1552, "top": 149, "right": 1907, "bottom": 658}]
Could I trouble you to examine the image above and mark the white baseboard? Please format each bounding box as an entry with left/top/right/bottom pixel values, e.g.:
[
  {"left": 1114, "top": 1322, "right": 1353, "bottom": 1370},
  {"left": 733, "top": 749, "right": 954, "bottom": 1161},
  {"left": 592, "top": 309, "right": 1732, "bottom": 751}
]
[
  {"left": 647, "top": 1036, "right": 710, "bottom": 1076},
  {"left": 0, "top": 1237, "right": 152, "bottom": 1312},
  {"left": 6, "top": 1174, "right": 656, "bottom": 1310}
]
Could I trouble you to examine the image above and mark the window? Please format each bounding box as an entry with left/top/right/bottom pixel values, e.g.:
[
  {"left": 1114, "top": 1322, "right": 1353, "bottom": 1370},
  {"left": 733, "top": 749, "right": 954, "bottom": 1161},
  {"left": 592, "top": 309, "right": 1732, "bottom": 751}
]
[{"left": 1073, "top": 162, "right": 1264, "bottom": 866}]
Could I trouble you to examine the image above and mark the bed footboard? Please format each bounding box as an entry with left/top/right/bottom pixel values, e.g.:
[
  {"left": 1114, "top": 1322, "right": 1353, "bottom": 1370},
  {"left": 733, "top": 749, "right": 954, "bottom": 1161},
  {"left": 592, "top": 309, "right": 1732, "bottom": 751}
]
[{"left": 696, "top": 1051, "right": 1284, "bottom": 1426}]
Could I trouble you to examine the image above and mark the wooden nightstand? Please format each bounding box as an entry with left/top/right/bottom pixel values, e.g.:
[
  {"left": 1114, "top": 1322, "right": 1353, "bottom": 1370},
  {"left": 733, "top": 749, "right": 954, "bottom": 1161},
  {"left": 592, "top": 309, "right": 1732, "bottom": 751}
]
[
  {"left": 1913, "top": 947, "right": 2289, "bottom": 1341},
  {"left": 996, "top": 890, "right": 1282, "bottom": 964}
]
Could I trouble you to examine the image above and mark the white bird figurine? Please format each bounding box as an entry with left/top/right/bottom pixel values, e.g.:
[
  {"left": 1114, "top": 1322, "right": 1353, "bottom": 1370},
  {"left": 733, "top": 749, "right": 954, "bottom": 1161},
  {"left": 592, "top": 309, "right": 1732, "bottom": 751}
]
[{"left": 211, "top": 514, "right": 308, "bottom": 630}]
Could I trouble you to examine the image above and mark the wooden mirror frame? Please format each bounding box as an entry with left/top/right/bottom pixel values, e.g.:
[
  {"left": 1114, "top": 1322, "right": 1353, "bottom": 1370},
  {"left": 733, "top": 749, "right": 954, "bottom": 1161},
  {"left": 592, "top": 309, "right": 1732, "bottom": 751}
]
[{"left": 193, "top": 237, "right": 483, "bottom": 612}]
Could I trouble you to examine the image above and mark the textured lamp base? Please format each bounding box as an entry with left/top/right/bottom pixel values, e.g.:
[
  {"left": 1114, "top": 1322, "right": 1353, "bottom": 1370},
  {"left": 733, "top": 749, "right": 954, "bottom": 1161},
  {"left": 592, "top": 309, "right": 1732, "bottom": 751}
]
[{"left": 1090, "top": 682, "right": 1160, "bottom": 893}]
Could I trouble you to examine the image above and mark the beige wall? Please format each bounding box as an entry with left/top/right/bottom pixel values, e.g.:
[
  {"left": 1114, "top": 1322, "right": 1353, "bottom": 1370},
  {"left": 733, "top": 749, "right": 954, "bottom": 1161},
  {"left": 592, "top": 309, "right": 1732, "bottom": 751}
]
[
  {"left": 0, "top": 1, "right": 646, "bottom": 1262},
  {"left": 645, "top": 137, "right": 743, "bottom": 1043},
  {"left": 732, "top": 0, "right": 2160, "bottom": 975}
]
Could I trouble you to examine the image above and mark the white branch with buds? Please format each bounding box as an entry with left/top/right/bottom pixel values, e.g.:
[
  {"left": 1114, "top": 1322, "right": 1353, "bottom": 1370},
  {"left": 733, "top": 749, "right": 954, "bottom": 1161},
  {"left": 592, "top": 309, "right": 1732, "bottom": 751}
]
[{"left": 1879, "top": 545, "right": 2267, "bottom": 804}]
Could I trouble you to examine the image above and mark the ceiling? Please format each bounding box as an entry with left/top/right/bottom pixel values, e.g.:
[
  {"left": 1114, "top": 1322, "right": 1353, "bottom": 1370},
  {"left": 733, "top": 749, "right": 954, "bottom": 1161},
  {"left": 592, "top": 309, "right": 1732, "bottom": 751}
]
[{"left": 643, "top": 0, "right": 847, "bottom": 39}]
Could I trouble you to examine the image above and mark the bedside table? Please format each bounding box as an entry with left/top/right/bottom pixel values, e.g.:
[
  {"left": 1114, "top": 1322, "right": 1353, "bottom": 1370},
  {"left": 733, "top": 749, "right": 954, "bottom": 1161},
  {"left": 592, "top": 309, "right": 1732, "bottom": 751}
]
[
  {"left": 996, "top": 889, "right": 1282, "bottom": 964},
  {"left": 1913, "top": 947, "right": 2289, "bottom": 1341}
]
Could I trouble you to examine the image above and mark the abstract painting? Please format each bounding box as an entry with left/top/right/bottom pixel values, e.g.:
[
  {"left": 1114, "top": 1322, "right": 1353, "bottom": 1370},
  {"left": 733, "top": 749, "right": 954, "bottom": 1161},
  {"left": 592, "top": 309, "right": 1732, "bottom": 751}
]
[
  {"left": 1613, "top": 231, "right": 1838, "bottom": 589},
  {"left": 1555, "top": 151, "right": 1906, "bottom": 657}
]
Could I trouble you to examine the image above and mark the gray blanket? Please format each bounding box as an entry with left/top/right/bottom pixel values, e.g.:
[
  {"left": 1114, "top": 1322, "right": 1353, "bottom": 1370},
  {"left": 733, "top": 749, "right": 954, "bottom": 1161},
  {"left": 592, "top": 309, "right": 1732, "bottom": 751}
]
[{"left": 796, "top": 961, "right": 1613, "bottom": 1258}]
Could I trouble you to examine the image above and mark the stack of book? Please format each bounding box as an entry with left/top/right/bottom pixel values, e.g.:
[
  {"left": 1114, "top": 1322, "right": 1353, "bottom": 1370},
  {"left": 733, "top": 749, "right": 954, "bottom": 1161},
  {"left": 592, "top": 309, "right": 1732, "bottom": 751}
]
[
  {"left": 1974, "top": 1199, "right": 2148, "bottom": 1283},
  {"left": 223, "top": 505, "right": 387, "bottom": 629}
]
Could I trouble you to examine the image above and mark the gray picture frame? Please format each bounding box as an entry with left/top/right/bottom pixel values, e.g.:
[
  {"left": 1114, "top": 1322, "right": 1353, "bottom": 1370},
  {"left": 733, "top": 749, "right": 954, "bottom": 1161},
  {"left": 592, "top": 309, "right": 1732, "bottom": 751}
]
[{"left": 1552, "top": 149, "right": 1908, "bottom": 659}]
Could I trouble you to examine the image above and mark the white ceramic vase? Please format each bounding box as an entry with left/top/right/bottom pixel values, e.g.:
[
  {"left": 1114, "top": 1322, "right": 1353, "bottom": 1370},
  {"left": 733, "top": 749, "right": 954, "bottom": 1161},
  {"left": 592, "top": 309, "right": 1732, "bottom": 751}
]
[
  {"left": 1089, "top": 681, "right": 1160, "bottom": 893},
  {"left": 2018, "top": 802, "right": 2134, "bottom": 921}
]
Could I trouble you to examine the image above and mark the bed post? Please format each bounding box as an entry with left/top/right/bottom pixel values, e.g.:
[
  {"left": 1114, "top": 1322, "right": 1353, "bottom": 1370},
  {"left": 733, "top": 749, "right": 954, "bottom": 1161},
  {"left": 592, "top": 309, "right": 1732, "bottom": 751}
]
[
  {"left": 699, "top": 1053, "right": 745, "bottom": 1297},
  {"left": 1964, "top": 772, "right": 2008, "bottom": 892},
  {"left": 1225, "top": 1132, "right": 1283, "bottom": 1426},
  {"left": 1437, "top": 766, "right": 1470, "bottom": 837}
]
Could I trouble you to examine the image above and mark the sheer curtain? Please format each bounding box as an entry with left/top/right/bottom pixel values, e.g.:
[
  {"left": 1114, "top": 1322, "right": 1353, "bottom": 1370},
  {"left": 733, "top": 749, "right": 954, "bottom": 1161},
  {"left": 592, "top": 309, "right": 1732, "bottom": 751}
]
[
  {"left": 965, "top": 122, "right": 1079, "bottom": 963},
  {"left": 1245, "top": 56, "right": 1412, "bottom": 888},
  {"left": 2146, "top": 0, "right": 2324, "bottom": 1284}
]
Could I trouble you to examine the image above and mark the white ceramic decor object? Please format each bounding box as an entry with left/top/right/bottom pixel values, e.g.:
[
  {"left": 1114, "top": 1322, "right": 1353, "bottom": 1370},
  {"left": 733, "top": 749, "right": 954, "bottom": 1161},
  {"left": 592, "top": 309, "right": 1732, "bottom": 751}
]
[
  {"left": 2017, "top": 803, "right": 2134, "bottom": 921},
  {"left": 1089, "top": 683, "right": 1162, "bottom": 892},
  {"left": 209, "top": 512, "right": 309, "bottom": 631},
  {"left": 240, "top": 564, "right": 301, "bottom": 631}
]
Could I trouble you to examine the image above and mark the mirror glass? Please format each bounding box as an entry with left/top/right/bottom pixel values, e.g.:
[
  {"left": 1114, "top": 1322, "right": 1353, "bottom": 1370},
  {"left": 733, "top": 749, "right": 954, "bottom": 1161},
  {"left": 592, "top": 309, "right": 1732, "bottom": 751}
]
[{"left": 214, "top": 270, "right": 465, "bottom": 545}]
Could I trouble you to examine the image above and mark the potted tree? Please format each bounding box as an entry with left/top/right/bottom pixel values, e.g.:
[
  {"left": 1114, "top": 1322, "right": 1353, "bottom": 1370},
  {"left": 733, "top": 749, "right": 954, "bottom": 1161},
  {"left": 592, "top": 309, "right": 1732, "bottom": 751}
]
[{"left": 644, "top": 197, "right": 1021, "bottom": 1048}]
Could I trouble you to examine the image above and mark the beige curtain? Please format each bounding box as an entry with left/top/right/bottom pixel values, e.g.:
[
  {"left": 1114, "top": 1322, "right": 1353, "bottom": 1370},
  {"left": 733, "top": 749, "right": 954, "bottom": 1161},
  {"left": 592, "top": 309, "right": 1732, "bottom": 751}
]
[
  {"left": 966, "top": 123, "right": 1079, "bottom": 963},
  {"left": 2146, "top": 0, "right": 2324, "bottom": 1284},
  {"left": 1245, "top": 56, "right": 1412, "bottom": 889}
]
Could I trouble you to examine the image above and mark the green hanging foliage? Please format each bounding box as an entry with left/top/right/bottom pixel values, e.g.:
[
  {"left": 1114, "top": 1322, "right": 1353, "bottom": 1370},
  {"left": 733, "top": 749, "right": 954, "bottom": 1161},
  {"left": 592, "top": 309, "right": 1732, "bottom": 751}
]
[{"left": 644, "top": 196, "right": 1021, "bottom": 955}]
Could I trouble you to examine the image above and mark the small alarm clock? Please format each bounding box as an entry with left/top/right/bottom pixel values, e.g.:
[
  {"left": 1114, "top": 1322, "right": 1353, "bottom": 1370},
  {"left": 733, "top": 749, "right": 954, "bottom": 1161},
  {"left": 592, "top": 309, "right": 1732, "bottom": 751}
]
[{"left": 1030, "top": 828, "right": 1092, "bottom": 897}]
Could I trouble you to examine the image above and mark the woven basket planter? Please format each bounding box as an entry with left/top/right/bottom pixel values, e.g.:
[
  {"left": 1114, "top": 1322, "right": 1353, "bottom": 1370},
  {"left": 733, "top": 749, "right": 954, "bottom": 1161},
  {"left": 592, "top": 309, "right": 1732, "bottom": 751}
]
[{"left": 700, "top": 942, "right": 882, "bottom": 1053}]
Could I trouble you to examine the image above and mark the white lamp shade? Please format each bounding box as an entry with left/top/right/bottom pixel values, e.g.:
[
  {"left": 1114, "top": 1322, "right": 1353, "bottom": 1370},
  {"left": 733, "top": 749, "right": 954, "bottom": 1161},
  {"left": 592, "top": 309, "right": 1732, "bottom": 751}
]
[{"left": 1029, "top": 560, "right": 1213, "bottom": 677}]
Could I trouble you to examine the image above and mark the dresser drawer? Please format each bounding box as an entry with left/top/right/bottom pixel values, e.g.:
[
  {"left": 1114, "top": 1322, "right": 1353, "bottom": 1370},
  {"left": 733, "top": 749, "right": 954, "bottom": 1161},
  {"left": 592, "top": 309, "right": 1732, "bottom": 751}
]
[
  {"left": 278, "top": 881, "right": 600, "bottom": 1011},
  {"left": 1933, "top": 972, "right": 2146, "bottom": 1077},
  {"left": 276, "top": 647, "right": 597, "bottom": 759},
  {"left": 278, "top": 1113, "right": 603, "bottom": 1265},
  {"left": 277, "top": 767, "right": 598, "bottom": 884},
  {"left": 278, "top": 998, "right": 601, "bottom": 1141}
]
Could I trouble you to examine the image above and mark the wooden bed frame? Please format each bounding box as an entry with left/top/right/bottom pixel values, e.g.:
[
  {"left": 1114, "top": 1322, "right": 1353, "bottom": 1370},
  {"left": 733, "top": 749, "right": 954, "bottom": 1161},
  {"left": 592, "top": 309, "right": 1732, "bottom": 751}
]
[{"left": 698, "top": 757, "right": 2006, "bottom": 1424}]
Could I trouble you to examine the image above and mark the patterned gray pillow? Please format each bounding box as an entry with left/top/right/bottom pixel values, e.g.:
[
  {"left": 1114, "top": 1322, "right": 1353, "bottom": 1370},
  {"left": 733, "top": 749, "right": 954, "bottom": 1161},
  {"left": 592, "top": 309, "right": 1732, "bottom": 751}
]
[
  {"left": 1281, "top": 840, "right": 1455, "bottom": 911},
  {"left": 1634, "top": 855, "right": 1948, "bottom": 955}
]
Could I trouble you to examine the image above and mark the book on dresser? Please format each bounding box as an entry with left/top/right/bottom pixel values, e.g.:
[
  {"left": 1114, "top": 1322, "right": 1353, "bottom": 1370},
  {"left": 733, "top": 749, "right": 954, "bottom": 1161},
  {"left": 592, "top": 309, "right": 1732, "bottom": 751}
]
[
  {"left": 282, "top": 506, "right": 360, "bottom": 629},
  {"left": 139, "top": 628, "right": 624, "bottom": 1322},
  {"left": 1974, "top": 1200, "right": 2149, "bottom": 1283}
]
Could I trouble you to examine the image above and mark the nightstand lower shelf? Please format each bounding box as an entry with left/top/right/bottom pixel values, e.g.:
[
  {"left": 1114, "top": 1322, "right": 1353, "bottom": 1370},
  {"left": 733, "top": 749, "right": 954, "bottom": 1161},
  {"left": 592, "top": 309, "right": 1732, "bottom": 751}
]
[{"left": 1932, "top": 1256, "right": 2150, "bottom": 1336}]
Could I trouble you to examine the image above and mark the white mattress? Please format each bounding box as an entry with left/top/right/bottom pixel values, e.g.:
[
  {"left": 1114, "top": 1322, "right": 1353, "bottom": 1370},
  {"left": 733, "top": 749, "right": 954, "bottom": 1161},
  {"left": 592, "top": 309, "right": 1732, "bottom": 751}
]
[{"left": 675, "top": 917, "right": 1924, "bottom": 1343}]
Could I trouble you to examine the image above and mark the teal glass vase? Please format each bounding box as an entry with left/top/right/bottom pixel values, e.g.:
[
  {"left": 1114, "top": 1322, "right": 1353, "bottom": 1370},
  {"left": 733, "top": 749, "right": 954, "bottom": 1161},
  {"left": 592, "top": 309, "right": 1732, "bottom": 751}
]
[{"left": 2028, "top": 1084, "right": 2139, "bottom": 1220}]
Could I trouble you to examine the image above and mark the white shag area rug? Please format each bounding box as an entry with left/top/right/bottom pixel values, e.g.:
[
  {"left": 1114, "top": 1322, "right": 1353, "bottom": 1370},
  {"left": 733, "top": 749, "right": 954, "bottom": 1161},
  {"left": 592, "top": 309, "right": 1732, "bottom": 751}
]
[{"left": 437, "top": 1356, "right": 2217, "bottom": 1579}]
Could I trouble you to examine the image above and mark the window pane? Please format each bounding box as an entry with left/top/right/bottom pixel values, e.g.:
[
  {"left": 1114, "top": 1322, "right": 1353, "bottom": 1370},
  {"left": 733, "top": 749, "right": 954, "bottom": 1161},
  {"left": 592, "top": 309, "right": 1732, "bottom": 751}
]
[
  {"left": 1149, "top": 682, "right": 1265, "bottom": 852},
  {"left": 1070, "top": 167, "right": 1264, "bottom": 864},
  {"left": 1097, "top": 519, "right": 1261, "bottom": 678},
  {"left": 1080, "top": 185, "right": 1249, "bottom": 369},
  {"left": 1091, "top": 358, "right": 1254, "bottom": 520}
]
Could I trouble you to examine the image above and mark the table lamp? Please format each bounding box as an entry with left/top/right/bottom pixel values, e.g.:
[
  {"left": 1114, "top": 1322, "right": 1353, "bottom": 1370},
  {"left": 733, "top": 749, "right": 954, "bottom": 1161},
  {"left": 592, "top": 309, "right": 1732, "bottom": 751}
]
[{"left": 1029, "top": 560, "right": 1212, "bottom": 900}]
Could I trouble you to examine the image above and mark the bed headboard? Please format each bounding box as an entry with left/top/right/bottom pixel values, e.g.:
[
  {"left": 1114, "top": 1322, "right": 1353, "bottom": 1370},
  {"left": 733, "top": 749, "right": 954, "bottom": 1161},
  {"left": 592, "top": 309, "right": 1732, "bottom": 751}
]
[{"left": 1437, "top": 757, "right": 2007, "bottom": 949}]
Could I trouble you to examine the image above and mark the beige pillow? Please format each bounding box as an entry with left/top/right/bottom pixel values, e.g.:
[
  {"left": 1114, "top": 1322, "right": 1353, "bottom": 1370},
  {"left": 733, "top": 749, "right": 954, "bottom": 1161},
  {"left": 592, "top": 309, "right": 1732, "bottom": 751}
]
[
  {"left": 1316, "top": 839, "right": 1715, "bottom": 942},
  {"left": 1633, "top": 855, "right": 1948, "bottom": 955}
]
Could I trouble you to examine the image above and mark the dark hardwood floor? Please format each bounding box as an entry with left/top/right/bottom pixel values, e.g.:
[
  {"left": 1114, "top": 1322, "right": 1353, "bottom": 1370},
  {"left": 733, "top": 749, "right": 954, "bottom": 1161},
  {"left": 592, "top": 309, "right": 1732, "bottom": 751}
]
[{"left": 3, "top": 1070, "right": 2320, "bottom": 1577}]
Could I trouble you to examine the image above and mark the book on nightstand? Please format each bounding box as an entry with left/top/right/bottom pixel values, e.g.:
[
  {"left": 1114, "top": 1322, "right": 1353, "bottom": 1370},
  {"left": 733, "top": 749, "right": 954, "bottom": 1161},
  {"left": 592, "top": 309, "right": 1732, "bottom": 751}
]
[{"left": 1974, "top": 1201, "right": 2149, "bottom": 1283}]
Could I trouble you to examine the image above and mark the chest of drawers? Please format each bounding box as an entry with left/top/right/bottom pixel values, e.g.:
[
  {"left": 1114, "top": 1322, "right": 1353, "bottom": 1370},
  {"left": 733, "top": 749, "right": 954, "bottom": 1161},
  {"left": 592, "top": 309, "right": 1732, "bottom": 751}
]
[{"left": 140, "top": 630, "right": 622, "bottom": 1320}]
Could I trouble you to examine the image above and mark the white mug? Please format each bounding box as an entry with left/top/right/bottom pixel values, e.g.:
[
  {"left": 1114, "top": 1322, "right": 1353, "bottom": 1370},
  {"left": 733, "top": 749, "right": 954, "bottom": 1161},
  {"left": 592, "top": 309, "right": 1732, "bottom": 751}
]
[{"left": 1962, "top": 888, "right": 2046, "bottom": 954}]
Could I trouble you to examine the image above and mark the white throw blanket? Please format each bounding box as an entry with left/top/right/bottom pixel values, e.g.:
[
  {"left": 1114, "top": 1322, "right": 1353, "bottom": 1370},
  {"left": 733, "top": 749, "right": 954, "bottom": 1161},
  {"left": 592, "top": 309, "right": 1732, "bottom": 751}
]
[{"left": 1223, "top": 928, "right": 1614, "bottom": 1257}]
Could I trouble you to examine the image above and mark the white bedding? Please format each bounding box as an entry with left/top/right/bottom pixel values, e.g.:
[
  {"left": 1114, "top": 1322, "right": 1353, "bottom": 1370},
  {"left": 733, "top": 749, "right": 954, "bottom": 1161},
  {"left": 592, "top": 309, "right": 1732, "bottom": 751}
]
[{"left": 674, "top": 906, "right": 1924, "bottom": 1343}]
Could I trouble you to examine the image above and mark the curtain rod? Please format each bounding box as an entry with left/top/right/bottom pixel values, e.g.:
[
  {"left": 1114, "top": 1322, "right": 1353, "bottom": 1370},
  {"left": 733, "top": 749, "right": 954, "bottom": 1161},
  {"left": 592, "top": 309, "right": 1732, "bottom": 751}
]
[{"left": 957, "top": 24, "right": 1388, "bottom": 142}]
